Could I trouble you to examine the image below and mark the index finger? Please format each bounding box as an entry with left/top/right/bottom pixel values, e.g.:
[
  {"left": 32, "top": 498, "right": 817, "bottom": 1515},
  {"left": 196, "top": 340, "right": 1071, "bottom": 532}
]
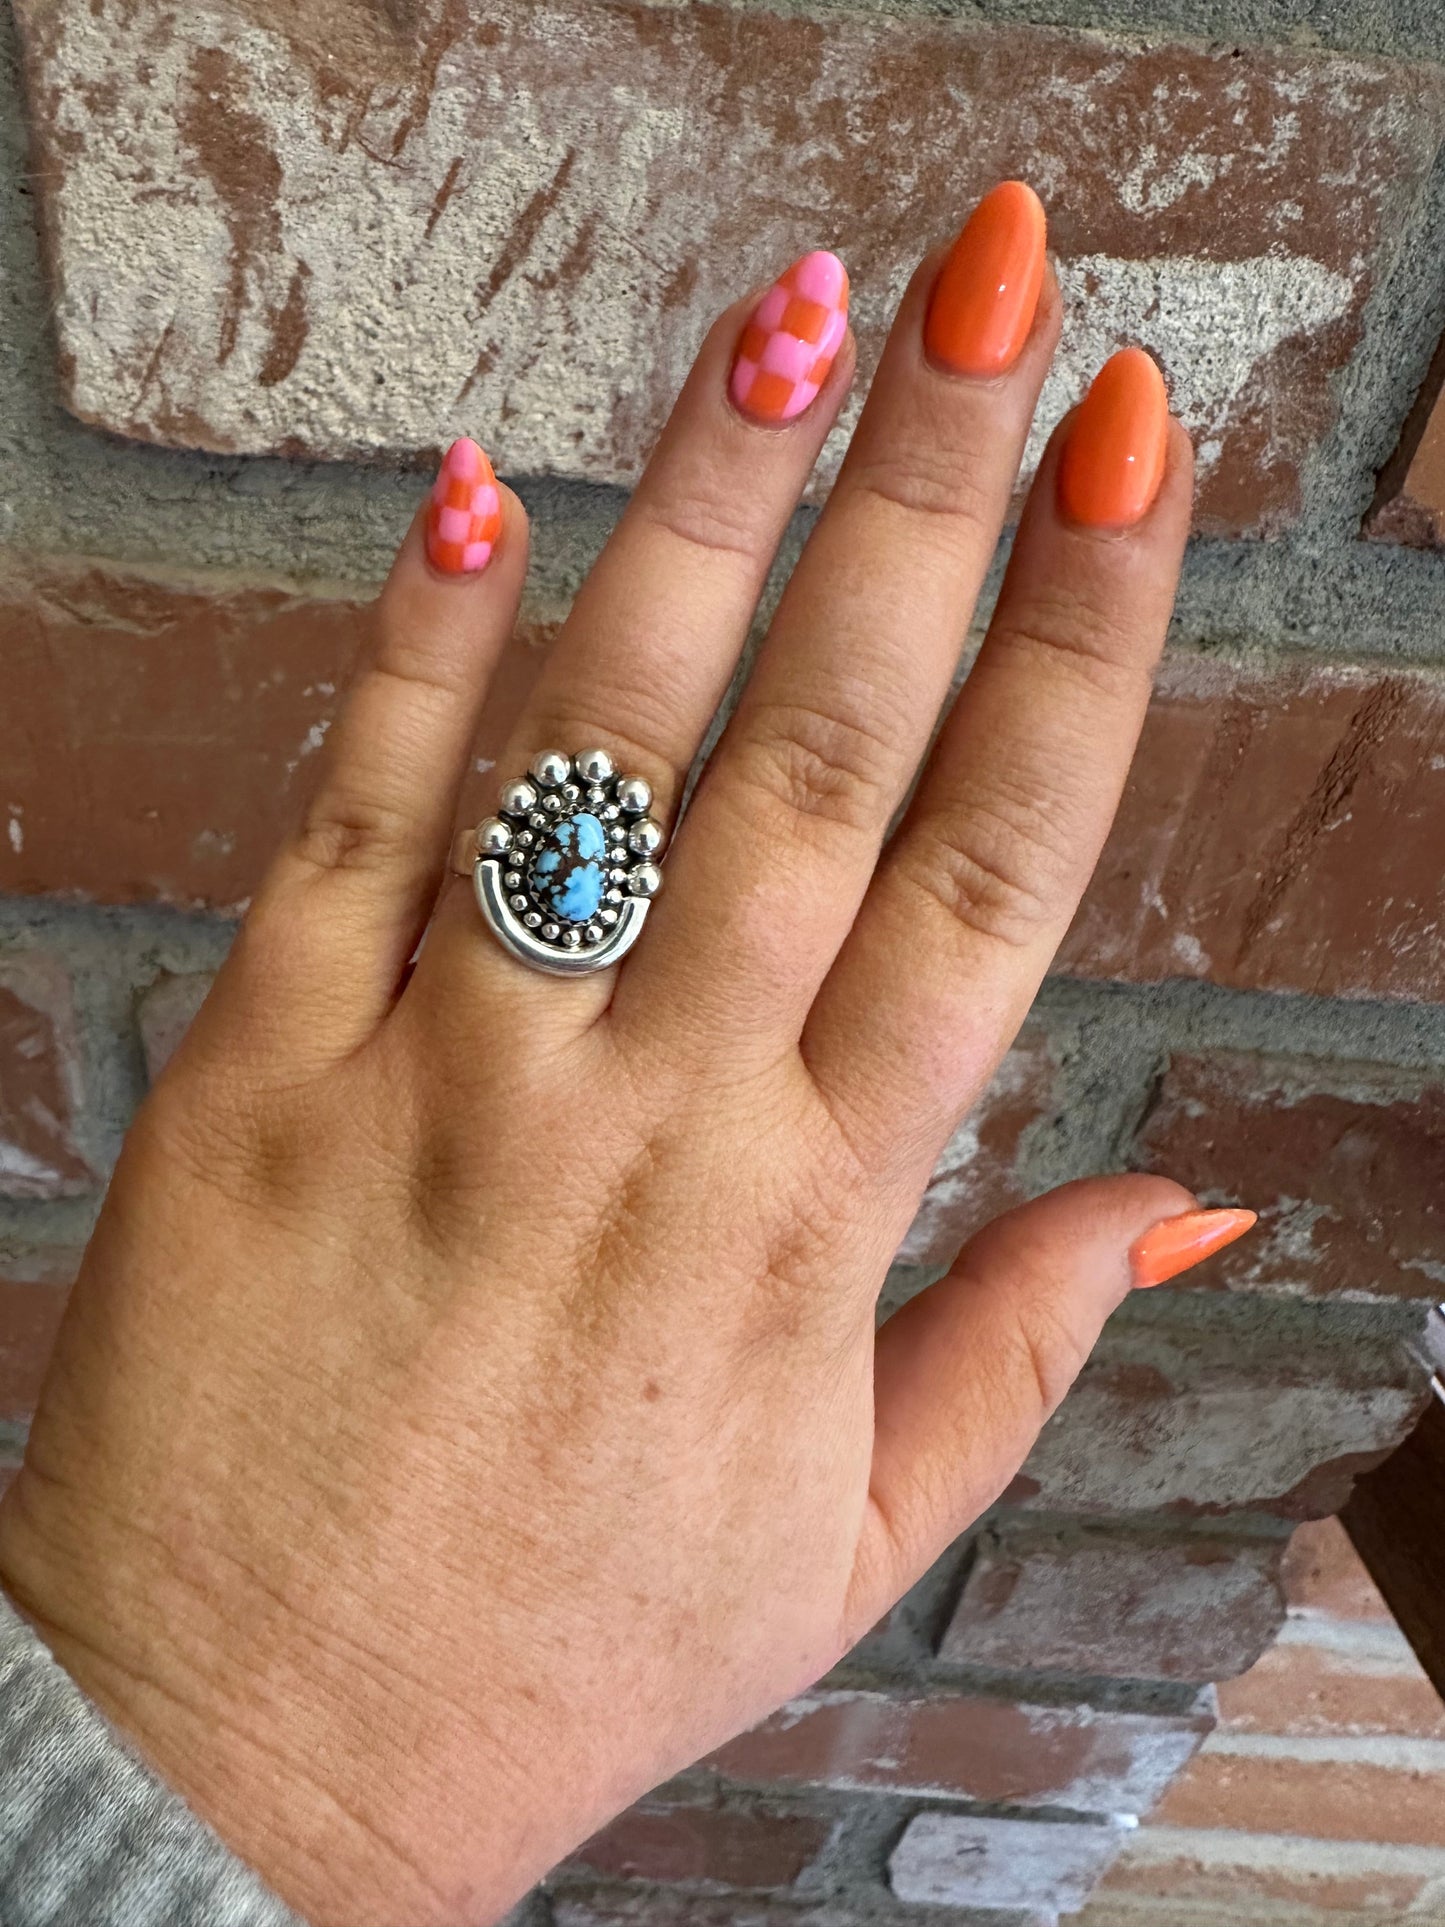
[{"left": 803, "top": 351, "right": 1193, "bottom": 1168}]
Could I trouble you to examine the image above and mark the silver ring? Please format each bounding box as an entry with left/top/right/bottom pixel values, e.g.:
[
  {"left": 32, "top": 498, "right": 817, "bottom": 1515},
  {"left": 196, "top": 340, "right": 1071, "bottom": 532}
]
[{"left": 451, "top": 747, "right": 667, "bottom": 976}]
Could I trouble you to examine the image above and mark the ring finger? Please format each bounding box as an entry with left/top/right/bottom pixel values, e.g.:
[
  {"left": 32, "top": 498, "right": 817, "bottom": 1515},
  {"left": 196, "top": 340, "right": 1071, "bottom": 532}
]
[{"left": 412, "top": 249, "right": 857, "bottom": 1014}]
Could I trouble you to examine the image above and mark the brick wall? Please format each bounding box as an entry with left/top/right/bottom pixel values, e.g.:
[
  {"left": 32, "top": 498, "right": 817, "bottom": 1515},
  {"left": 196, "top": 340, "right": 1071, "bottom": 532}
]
[{"left": 2, "top": 3, "right": 1444, "bottom": 1923}]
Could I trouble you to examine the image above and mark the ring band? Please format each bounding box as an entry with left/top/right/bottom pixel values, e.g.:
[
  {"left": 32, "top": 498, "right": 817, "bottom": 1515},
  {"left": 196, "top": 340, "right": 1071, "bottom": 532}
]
[{"left": 452, "top": 748, "right": 667, "bottom": 976}]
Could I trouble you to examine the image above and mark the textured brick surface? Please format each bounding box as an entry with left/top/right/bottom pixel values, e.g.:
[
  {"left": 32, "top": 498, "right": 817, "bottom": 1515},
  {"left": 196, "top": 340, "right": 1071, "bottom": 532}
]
[
  {"left": 0, "top": 951, "right": 94, "bottom": 1197},
  {"left": 941, "top": 1525, "right": 1285, "bottom": 1683},
  {"left": 897, "top": 1028, "right": 1057, "bottom": 1267},
  {"left": 0, "top": 1278, "right": 71, "bottom": 1423},
  {"left": 1281, "top": 1517, "right": 1396, "bottom": 1624},
  {"left": 889, "top": 1811, "right": 1126, "bottom": 1913},
  {"left": 571, "top": 1803, "right": 829, "bottom": 1891},
  {"left": 1089, "top": 1827, "right": 1445, "bottom": 1920},
  {"left": 1133, "top": 1051, "right": 1445, "bottom": 1304},
  {"left": 1062, "top": 654, "right": 1445, "bottom": 1003},
  {"left": 708, "top": 1688, "right": 1211, "bottom": 1814},
  {"left": 1369, "top": 328, "right": 1445, "bottom": 548},
  {"left": 0, "top": 553, "right": 552, "bottom": 909},
  {"left": 16, "top": 2, "right": 1444, "bottom": 533},
  {"left": 1007, "top": 1324, "right": 1426, "bottom": 1519},
  {"left": 1218, "top": 1633, "right": 1445, "bottom": 1741},
  {"left": 1154, "top": 1745, "right": 1445, "bottom": 1848}
]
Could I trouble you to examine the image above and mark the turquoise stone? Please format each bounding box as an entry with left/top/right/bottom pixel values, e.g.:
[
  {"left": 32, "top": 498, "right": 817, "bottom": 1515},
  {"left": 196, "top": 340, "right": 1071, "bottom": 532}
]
[{"left": 529, "top": 811, "right": 607, "bottom": 923}]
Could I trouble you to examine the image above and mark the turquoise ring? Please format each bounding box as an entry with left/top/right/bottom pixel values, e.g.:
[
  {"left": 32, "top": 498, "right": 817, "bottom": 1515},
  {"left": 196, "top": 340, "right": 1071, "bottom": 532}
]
[{"left": 456, "top": 748, "right": 666, "bottom": 976}]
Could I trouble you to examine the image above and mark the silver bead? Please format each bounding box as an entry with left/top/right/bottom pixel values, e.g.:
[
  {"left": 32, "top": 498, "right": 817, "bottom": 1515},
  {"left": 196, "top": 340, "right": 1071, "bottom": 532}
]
[
  {"left": 599, "top": 906, "right": 619, "bottom": 926},
  {"left": 514, "top": 828, "right": 534, "bottom": 847},
  {"left": 509, "top": 893, "right": 528, "bottom": 912},
  {"left": 541, "top": 921, "right": 560, "bottom": 941},
  {"left": 563, "top": 927, "right": 582, "bottom": 948},
  {"left": 617, "top": 775, "right": 652, "bottom": 815},
  {"left": 477, "top": 816, "right": 512, "bottom": 856},
  {"left": 605, "top": 888, "right": 624, "bottom": 904},
  {"left": 628, "top": 863, "right": 662, "bottom": 899},
  {"left": 576, "top": 747, "right": 615, "bottom": 784},
  {"left": 543, "top": 794, "right": 563, "bottom": 813},
  {"left": 530, "top": 811, "right": 549, "bottom": 830},
  {"left": 584, "top": 923, "right": 604, "bottom": 943},
  {"left": 561, "top": 783, "right": 581, "bottom": 804},
  {"left": 628, "top": 817, "right": 663, "bottom": 857},
  {"left": 531, "top": 749, "right": 571, "bottom": 788},
  {"left": 523, "top": 911, "right": 542, "bottom": 929},
  {"left": 587, "top": 787, "right": 607, "bottom": 806},
  {"left": 600, "top": 803, "right": 620, "bottom": 821},
  {"left": 504, "top": 870, "right": 522, "bottom": 890},
  {"left": 609, "top": 868, "right": 628, "bottom": 884},
  {"left": 499, "top": 779, "right": 537, "bottom": 816}
]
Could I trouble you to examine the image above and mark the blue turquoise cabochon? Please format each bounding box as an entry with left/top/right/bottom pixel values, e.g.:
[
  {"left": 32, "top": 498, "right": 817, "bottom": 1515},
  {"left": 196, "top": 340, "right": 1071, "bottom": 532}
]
[{"left": 528, "top": 811, "right": 608, "bottom": 924}]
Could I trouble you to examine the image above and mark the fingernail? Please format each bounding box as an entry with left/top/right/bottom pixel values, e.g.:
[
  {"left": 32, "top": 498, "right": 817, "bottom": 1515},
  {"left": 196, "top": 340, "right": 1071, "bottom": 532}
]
[
  {"left": 729, "top": 249, "right": 849, "bottom": 425},
  {"left": 924, "top": 180, "right": 1047, "bottom": 379},
  {"left": 1058, "top": 346, "right": 1170, "bottom": 530},
  {"left": 426, "top": 437, "right": 502, "bottom": 575},
  {"left": 1129, "top": 1207, "right": 1258, "bottom": 1289}
]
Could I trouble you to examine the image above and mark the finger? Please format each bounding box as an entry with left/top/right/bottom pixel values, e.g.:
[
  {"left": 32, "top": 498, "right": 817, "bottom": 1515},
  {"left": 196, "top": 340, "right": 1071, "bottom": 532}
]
[
  {"left": 807, "top": 354, "right": 1193, "bottom": 1164},
  {"left": 844, "top": 1177, "right": 1255, "bottom": 1635},
  {"left": 410, "top": 252, "right": 855, "bottom": 1015},
  {"left": 617, "top": 184, "right": 1057, "bottom": 1057},
  {"left": 231, "top": 441, "right": 529, "bottom": 1061}
]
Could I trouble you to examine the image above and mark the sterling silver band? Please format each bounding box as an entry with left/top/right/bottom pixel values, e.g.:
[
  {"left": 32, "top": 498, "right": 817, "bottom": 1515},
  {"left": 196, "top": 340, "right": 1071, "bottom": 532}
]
[{"left": 452, "top": 747, "right": 667, "bottom": 977}]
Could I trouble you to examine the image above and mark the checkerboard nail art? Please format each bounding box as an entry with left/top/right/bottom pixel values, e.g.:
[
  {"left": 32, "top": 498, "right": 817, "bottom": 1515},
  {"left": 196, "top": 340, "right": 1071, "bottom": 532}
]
[
  {"left": 426, "top": 437, "right": 503, "bottom": 574},
  {"left": 729, "top": 250, "right": 849, "bottom": 425}
]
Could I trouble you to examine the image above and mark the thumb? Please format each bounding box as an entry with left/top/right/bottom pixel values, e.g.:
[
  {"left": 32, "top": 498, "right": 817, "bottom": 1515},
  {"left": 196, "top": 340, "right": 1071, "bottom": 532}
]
[{"left": 845, "top": 1175, "right": 1255, "bottom": 1637}]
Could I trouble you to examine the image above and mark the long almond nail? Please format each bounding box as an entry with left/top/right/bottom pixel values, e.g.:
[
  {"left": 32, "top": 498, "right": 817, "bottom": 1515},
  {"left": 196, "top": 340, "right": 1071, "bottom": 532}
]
[
  {"left": 924, "top": 180, "right": 1046, "bottom": 379},
  {"left": 426, "top": 437, "right": 502, "bottom": 575},
  {"left": 1058, "top": 346, "right": 1170, "bottom": 529},
  {"left": 1129, "top": 1208, "right": 1257, "bottom": 1289},
  {"left": 729, "top": 250, "right": 849, "bottom": 425}
]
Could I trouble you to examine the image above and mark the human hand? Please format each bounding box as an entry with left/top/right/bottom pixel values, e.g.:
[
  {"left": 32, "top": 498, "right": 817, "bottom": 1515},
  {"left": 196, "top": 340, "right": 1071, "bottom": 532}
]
[{"left": 0, "top": 184, "right": 1249, "bottom": 1926}]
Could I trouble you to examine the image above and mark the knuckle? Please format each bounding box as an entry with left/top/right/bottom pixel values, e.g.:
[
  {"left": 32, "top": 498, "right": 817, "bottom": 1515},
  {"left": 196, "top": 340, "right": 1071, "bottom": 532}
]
[
  {"left": 991, "top": 585, "right": 1158, "bottom": 695},
  {"left": 899, "top": 790, "right": 1073, "bottom": 950},
  {"left": 733, "top": 698, "right": 902, "bottom": 838},
  {"left": 848, "top": 447, "right": 996, "bottom": 555},
  {"left": 292, "top": 788, "right": 416, "bottom": 876},
  {"left": 635, "top": 482, "right": 764, "bottom": 565}
]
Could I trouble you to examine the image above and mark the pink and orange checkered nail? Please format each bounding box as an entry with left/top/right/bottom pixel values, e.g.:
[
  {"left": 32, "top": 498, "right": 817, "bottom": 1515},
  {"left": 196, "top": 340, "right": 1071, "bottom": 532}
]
[
  {"left": 426, "top": 437, "right": 503, "bottom": 575},
  {"left": 729, "top": 250, "right": 849, "bottom": 425}
]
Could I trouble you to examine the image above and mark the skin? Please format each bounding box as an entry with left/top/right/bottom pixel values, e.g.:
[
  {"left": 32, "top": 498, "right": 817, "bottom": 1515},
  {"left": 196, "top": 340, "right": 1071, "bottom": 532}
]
[{"left": 0, "top": 243, "right": 1196, "bottom": 1925}]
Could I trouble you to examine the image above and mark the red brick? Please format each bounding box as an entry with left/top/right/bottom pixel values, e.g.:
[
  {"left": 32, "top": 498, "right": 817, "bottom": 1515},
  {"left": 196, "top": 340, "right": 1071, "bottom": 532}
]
[
  {"left": 1061, "top": 655, "right": 1445, "bottom": 1003},
  {"left": 707, "top": 1689, "right": 1210, "bottom": 1815},
  {"left": 1133, "top": 1051, "right": 1445, "bottom": 1303},
  {"left": 889, "top": 1812, "right": 1125, "bottom": 1913},
  {"left": 940, "top": 1526, "right": 1285, "bottom": 1683},
  {"left": 897, "top": 1029, "right": 1057, "bottom": 1267},
  {"left": 1217, "top": 1636, "right": 1445, "bottom": 1742},
  {"left": 0, "top": 553, "right": 552, "bottom": 909},
  {"left": 1281, "top": 1517, "right": 1394, "bottom": 1623},
  {"left": 570, "top": 1803, "right": 829, "bottom": 1890},
  {"left": 1008, "top": 1324, "right": 1427, "bottom": 1520},
  {"left": 137, "top": 972, "right": 216, "bottom": 1083},
  {"left": 1368, "top": 326, "right": 1445, "bottom": 547},
  {"left": 1154, "top": 1747, "right": 1445, "bottom": 1849},
  {"left": 0, "top": 1278, "right": 73, "bottom": 1426},
  {"left": 1091, "top": 1828, "right": 1445, "bottom": 1918},
  {"left": 0, "top": 953, "right": 95, "bottom": 1198},
  {"left": 16, "top": 5, "right": 1444, "bottom": 533}
]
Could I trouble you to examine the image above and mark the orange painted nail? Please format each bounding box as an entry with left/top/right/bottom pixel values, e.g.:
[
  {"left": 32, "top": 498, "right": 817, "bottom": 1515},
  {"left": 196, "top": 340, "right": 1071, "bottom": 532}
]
[
  {"left": 924, "top": 180, "right": 1047, "bottom": 379},
  {"left": 1129, "top": 1208, "right": 1258, "bottom": 1289},
  {"left": 1058, "top": 346, "right": 1170, "bottom": 530},
  {"left": 426, "top": 437, "right": 502, "bottom": 575}
]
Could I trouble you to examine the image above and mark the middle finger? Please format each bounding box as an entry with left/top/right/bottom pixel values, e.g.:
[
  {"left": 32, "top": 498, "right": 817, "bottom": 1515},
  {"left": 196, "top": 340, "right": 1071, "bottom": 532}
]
[{"left": 617, "top": 182, "right": 1057, "bottom": 1056}]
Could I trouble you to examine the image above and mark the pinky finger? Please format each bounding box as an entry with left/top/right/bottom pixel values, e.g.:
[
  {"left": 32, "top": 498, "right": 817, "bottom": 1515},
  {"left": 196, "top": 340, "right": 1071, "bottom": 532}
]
[{"left": 234, "top": 441, "right": 530, "bottom": 1063}]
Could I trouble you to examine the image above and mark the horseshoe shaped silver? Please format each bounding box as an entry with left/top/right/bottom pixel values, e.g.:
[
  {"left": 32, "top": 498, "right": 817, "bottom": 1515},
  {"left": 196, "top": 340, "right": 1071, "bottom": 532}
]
[{"left": 452, "top": 747, "right": 666, "bottom": 977}]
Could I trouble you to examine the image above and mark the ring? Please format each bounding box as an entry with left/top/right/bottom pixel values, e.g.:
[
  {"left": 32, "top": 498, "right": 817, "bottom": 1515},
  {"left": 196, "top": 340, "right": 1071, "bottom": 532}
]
[{"left": 451, "top": 748, "right": 667, "bottom": 976}]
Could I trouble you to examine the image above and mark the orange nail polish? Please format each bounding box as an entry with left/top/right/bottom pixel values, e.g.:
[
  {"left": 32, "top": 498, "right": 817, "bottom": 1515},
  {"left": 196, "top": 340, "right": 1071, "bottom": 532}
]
[
  {"left": 1129, "top": 1208, "right": 1258, "bottom": 1289},
  {"left": 1058, "top": 346, "right": 1170, "bottom": 530},
  {"left": 426, "top": 437, "right": 502, "bottom": 575},
  {"left": 924, "top": 180, "right": 1047, "bottom": 379}
]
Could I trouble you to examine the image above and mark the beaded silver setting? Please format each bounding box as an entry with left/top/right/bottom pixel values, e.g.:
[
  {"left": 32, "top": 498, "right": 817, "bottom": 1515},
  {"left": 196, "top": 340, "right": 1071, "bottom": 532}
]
[{"left": 452, "top": 748, "right": 666, "bottom": 976}]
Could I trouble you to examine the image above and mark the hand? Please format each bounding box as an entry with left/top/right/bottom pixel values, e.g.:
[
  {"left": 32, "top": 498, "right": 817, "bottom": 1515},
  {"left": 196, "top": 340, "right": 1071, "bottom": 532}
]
[{"left": 0, "top": 189, "right": 1235, "bottom": 1926}]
